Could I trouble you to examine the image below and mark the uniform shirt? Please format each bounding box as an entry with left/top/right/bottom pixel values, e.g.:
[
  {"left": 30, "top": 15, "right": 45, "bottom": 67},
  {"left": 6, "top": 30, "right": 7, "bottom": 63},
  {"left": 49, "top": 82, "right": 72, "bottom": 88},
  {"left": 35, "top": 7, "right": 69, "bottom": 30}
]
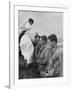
[
  {"left": 37, "top": 44, "right": 54, "bottom": 77},
  {"left": 38, "top": 45, "right": 54, "bottom": 65},
  {"left": 48, "top": 46, "right": 63, "bottom": 77},
  {"left": 20, "top": 34, "right": 34, "bottom": 64}
]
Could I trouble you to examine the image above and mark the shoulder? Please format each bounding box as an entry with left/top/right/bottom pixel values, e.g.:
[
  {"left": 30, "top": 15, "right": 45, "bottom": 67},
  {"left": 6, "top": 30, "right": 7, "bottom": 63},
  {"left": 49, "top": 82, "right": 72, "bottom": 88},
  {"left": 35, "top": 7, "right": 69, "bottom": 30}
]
[
  {"left": 45, "top": 46, "right": 52, "bottom": 54},
  {"left": 55, "top": 46, "right": 63, "bottom": 55},
  {"left": 53, "top": 47, "right": 63, "bottom": 62}
]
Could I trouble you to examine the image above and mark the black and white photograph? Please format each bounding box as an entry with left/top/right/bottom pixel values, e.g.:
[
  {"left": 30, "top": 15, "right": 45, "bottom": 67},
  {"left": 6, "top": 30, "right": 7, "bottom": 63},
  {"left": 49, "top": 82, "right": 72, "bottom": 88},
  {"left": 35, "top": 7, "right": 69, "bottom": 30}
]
[{"left": 18, "top": 10, "right": 63, "bottom": 79}]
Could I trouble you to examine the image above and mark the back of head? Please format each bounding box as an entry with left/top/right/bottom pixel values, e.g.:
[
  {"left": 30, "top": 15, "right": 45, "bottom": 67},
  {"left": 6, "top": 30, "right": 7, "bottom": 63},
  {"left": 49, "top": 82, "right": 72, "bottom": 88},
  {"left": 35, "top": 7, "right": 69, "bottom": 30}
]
[{"left": 28, "top": 18, "right": 34, "bottom": 25}]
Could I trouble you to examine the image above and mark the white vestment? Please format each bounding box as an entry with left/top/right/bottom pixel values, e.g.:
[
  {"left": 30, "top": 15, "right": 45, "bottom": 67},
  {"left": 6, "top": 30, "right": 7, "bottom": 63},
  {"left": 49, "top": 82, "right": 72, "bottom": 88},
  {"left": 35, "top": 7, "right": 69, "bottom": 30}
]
[{"left": 20, "top": 34, "right": 34, "bottom": 64}]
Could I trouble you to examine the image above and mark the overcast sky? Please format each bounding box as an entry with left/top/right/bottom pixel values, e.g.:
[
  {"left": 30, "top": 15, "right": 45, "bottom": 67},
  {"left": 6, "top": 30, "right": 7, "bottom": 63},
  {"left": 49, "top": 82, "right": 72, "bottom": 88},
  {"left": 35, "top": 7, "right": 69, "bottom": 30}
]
[{"left": 18, "top": 10, "right": 63, "bottom": 39}]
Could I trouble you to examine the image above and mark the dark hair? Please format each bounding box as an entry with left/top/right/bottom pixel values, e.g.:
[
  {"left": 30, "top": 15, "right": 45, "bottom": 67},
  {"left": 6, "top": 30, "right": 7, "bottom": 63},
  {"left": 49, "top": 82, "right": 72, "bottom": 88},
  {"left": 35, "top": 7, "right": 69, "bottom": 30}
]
[
  {"left": 28, "top": 18, "right": 34, "bottom": 25},
  {"left": 41, "top": 35, "right": 47, "bottom": 43},
  {"left": 35, "top": 34, "right": 40, "bottom": 39},
  {"left": 48, "top": 34, "right": 57, "bottom": 43}
]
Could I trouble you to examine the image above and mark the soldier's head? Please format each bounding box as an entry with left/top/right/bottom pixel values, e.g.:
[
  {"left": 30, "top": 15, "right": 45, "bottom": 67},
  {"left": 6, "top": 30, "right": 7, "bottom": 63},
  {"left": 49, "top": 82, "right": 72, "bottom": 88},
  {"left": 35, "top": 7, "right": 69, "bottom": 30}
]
[
  {"left": 47, "top": 34, "right": 57, "bottom": 48},
  {"left": 35, "top": 33, "right": 40, "bottom": 41},
  {"left": 40, "top": 35, "right": 47, "bottom": 45}
]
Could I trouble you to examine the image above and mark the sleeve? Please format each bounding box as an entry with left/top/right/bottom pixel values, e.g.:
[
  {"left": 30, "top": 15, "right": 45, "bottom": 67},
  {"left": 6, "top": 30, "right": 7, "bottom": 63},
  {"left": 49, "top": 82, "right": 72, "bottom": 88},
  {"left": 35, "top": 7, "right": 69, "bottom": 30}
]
[{"left": 39, "top": 48, "right": 50, "bottom": 64}]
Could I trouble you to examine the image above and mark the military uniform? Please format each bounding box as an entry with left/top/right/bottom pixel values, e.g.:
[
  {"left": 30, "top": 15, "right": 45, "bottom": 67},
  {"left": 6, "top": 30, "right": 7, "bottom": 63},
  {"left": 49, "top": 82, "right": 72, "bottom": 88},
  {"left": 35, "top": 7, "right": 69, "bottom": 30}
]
[
  {"left": 48, "top": 46, "right": 63, "bottom": 77},
  {"left": 37, "top": 45, "right": 54, "bottom": 77}
]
